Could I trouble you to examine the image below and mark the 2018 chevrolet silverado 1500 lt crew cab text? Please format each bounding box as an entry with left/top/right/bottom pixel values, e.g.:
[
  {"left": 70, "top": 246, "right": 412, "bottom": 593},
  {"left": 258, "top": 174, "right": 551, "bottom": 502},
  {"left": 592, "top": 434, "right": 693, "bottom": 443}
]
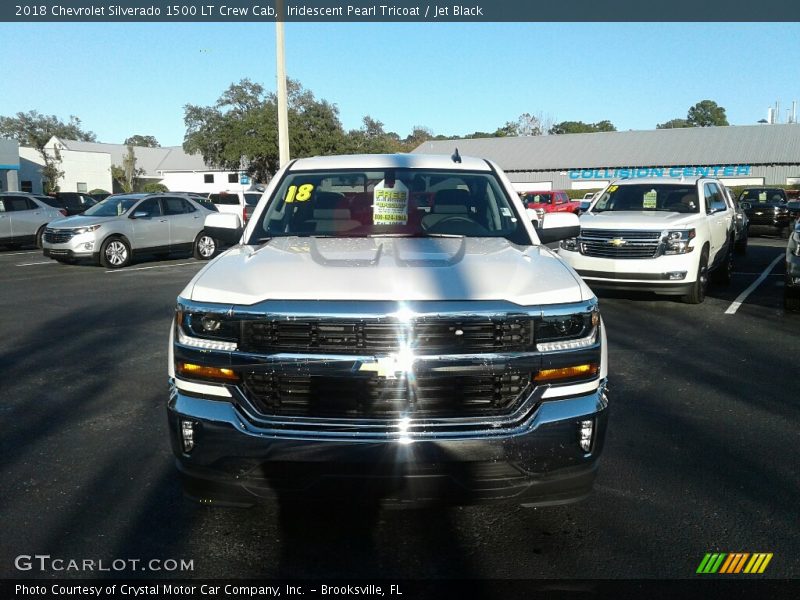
[
  {"left": 167, "top": 153, "right": 609, "bottom": 507},
  {"left": 558, "top": 177, "right": 736, "bottom": 304}
]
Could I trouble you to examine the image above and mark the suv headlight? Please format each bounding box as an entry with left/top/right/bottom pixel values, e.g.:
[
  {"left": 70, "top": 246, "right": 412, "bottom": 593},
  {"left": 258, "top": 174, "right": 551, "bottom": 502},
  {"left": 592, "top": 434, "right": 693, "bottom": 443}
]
[
  {"left": 560, "top": 237, "right": 578, "bottom": 252},
  {"left": 663, "top": 229, "right": 695, "bottom": 255},
  {"left": 535, "top": 307, "right": 599, "bottom": 352},
  {"left": 73, "top": 224, "right": 101, "bottom": 234},
  {"left": 792, "top": 230, "right": 800, "bottom": 256},
  {"left": 176, "top": 310, "right": 239, "bottom": 351}
]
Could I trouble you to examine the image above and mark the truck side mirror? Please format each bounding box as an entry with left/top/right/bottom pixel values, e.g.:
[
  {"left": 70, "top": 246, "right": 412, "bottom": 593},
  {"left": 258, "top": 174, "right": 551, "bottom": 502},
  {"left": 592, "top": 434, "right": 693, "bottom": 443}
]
[{"left": 204, "top": 212, "right": 243, "bottom": 245}]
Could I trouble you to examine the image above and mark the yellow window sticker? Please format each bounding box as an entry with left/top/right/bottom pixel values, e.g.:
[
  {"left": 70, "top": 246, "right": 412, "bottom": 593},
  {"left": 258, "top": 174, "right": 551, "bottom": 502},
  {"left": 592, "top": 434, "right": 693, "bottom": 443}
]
[
  {"left": 373, "top": 180, "right": 409, "bottom": 225},
  {"left": 608, "top": 185, "right": 618, "bottom": 192},
  {"left": 643, "top": 189, "right": 658, "bottom": 209},
  {"left": 758, "top": 192, "right": 767, "bottom": 203},
  {"left": 285, "top": 183, "right": 314, "bottom": 203}
]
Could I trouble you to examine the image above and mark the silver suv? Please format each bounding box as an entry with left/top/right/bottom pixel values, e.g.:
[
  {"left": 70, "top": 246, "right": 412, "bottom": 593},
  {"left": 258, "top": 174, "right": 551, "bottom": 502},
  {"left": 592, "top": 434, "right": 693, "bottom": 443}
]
[
  {"left": 42, "top": 193, "right": 218, "bottom": 268},
  {"left": 0, "top": 192, "right": 66, "bottom": 249}
]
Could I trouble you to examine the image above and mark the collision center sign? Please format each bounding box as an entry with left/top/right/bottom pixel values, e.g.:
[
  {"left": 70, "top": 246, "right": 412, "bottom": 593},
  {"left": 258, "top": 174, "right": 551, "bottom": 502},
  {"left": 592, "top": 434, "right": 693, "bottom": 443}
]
[{"left": 569, "top": 165, "right": 752, "bottom": 180}]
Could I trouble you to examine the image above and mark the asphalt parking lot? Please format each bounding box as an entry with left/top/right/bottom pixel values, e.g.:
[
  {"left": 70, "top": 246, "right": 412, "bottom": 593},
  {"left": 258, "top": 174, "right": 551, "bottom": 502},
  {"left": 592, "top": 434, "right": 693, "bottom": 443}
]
[{"left": 0, "top": 237, "right": 798, "bottom": 580}]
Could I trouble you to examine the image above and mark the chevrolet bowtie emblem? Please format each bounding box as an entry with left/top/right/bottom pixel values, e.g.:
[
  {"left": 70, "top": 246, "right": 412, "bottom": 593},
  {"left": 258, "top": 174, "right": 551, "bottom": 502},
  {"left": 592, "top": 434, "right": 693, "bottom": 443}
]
[{"left": 608, "top": 238, "right": 627, "bottom": 247}]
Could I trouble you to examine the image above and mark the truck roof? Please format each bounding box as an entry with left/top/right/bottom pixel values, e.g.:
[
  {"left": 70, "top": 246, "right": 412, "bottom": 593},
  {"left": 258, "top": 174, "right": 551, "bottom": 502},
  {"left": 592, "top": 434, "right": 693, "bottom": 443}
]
[{"left": 289, "top": 153, "right": 492, "bottom": 172}]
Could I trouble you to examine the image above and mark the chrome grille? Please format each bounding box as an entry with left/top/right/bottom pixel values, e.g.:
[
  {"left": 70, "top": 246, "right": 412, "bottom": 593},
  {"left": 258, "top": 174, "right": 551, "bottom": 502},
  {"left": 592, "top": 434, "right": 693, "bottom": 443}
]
[
  {"left": 241, "top": 369, "right": 530, "bottom": 419},
  {"left": 43, "top": 228, "right": 75, "bottom": 244},
  {"left": 241, "top": 317, "right": 533, "bottom": 355},
  {"left": 579, "top": 228, "right": 662, "bottom": 259}
]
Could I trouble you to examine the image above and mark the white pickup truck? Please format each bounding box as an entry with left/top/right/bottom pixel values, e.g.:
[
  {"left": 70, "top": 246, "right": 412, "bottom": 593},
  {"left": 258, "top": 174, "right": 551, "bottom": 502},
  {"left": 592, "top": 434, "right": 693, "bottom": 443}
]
[
  {"left": 167, "top": 153, "right": 609, "bottom": 507},
  {"left": 558, "top": 177, "right": 736, "bottom": 303}
]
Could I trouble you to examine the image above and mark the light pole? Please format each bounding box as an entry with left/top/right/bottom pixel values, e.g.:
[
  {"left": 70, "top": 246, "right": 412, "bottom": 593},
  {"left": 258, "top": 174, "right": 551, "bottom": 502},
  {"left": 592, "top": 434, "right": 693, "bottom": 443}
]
[{"left": 276, "top": 5, "right": 290, "bottom": 168}]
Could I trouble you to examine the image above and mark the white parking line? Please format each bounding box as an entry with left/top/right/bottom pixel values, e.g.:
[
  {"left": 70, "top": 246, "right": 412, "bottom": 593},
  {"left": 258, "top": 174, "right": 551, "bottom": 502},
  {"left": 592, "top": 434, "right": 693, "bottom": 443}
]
[
  {"left": 16, "top": 261, "right": 55, "bottom": 267},
  {"left": 3, "top": 250, "right": 39, "bottom": 256},
  {"left": 106, "top": 262, "right": 198, "bottom": 273},
  {"left": 724, "top": 254, "right": 783, "bottom": 315}
]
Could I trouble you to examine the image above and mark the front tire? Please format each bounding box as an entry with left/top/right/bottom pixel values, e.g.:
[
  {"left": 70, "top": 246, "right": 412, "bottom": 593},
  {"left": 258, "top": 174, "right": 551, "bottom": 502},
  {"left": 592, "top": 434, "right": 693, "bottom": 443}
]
[
  {"left": 734, "top": 227, "right": 748, "bottom": 255},
  {"left": 193, "top": 232, "right": 217, "bottom": 260},
  {"left": 785, "top": 293, "right": 800, "bottom": 311},
  {"left": 711, "top": 243, "right": 733, "bottom": 285},
  {"left": 36, "top": 225, "right": 46, "bottom": 249},
  {"left": 683, "top": 248, "right": 709, "bottom": 304},
  {"left": 100, "top": 236, "right": 131, "bottom": 269}
]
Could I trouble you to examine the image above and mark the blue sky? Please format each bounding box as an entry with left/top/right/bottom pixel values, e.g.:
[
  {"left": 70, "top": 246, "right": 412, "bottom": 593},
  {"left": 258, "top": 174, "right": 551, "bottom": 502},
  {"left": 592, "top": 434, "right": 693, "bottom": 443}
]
[{"left": 1, "top": 22, "right": 798, "bottom": 146}]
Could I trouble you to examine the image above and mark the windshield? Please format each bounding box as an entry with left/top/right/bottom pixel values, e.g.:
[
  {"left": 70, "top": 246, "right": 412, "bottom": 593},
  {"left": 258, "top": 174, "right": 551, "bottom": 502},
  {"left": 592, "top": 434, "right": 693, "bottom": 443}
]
[
  {"left": 244, "top": 193, "right": 261, "bottom": 206},
  {"left": 82, "top": 195, "right": 142, "bottom": 217},
  {"left": 592, "top": 184, "right": 699, "bottom": 213},
  {"left": 250, "top": 168, "right": 528, "bottom": 243},
  {"left": 739, "top": 188, "right": 786, "bottom": 203},
  {"left": 522, "top": 192, "right": 553, "bottom": 205}
]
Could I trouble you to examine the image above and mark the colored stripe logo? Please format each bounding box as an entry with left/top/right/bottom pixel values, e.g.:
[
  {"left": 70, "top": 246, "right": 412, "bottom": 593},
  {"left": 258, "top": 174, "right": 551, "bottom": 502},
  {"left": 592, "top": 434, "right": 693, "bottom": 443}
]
[{"left": 697, "top": 553, "right": 773, "bottom": 574}]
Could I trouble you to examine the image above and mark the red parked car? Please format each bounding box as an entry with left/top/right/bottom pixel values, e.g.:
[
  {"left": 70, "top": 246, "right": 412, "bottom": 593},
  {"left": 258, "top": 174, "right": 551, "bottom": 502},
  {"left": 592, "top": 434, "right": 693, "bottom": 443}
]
[{"left": 520, "top": 190, "right": 581, "bottom": 217}]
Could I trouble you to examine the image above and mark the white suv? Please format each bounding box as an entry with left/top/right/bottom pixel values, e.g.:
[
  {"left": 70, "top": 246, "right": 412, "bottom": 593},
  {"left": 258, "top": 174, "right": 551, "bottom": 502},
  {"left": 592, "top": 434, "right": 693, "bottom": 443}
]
[
  {"left": 208, "top": 190, "right": 263, "bottom": 224},
  {"left": 558, "top": 177, "right": 735, "bottom": 303}
]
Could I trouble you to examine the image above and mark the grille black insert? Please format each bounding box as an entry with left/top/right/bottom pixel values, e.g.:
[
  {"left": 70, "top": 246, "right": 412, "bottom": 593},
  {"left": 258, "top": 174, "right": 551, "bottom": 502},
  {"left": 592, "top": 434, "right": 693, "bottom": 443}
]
[
  {"left": 242, "top": 369, "right": 530, "bottom": 419},
  {"left": 241, "top": 317, "right": 533, "bottom": 355},
  {"left": 579, "top": 228, "right": 661, "bottom": 259},
  {"left": 43, "top": 228, "right": 75, "bottom": 244}
]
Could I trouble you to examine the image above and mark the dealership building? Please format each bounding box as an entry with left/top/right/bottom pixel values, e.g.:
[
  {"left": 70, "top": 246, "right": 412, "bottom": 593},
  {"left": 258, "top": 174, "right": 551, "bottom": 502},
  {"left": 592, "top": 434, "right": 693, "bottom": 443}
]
[
  {"left": 414, "top": 123, "right": 800, "bottom": 192},
  {"left": 1, "top": 136, "right": 252, "bottom": 194}
]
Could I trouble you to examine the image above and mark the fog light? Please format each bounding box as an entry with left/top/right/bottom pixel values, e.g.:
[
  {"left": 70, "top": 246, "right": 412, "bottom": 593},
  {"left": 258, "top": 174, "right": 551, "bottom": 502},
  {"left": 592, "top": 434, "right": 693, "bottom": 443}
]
[
  {"left": 579, "top": 419, "right": 594, "bottom": 452},
  {"left": 181, "top": 420, "right": 195, "bottom": 453},
  {"left": 666, "top": 271, "right": 687, "bottom": 280},
  {"left": 534, "top": 363, "right": 598, "bottom": 382},
  {"left": 83, "top": 242, "right": 94, "bottom": 250},
  {"left": 176, "top": 362, "right": 239, "bottom": 382}
]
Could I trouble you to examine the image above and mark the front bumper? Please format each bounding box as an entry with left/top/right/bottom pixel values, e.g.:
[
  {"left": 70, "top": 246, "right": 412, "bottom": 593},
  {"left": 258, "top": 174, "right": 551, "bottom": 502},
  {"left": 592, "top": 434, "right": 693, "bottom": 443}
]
[
  {"left": 43, "top": 232, "right": 99, "bottom": 260},
  {"left": 560, "top": 249, "right": 695, "bottom": 294},
  {"left": 168, "top": 380, "right": 608, "bottom": 507}
]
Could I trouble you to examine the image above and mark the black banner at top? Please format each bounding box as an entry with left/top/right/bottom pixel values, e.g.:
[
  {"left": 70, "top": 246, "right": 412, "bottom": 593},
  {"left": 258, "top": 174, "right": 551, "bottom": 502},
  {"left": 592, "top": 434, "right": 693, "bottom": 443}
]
[{"left": 3, "top": 0, "right": 800, "bottom": 22}]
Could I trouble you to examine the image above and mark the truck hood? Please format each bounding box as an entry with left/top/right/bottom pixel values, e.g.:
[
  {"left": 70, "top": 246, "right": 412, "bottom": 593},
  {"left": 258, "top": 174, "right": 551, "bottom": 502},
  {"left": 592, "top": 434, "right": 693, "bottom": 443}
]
[
  {"left": 184, "top": 236, "right": 591, "bottom": 306},
  {"left": 580, "top": 211, "right": 697, "bottom": 229}
]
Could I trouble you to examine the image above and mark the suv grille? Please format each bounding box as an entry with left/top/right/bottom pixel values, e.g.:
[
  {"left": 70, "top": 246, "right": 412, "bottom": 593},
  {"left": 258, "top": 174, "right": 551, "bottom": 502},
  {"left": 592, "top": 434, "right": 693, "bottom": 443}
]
[
  {"left": 242, "top": 369, "right": 530, "bottom": 419},
  {"left": 241, "top": 317, "right": 533, "bottom": 355},
  {"left": 579, "top": 228, "right": 662, "bottom": 259},
  {"left": 43, "top": 228, "right": 75, "bottom": 244}
]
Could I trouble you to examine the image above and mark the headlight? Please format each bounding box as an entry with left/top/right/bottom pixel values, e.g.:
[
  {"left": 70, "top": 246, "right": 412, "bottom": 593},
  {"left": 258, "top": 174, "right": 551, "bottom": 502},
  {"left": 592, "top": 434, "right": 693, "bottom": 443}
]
[
  {"left": 663, "top": 229, "right": 695, "bottom": 255},
  {"left": 792, "top": 231, "right": 800, "bottom": 256},
  {"left": 176, "top": 310, "right": 239, "bottom": 351},
  {"left": 560, "top": 237, "right": 578, "bottom": 252},
  {"left": 536, "top": 307, "right": 599, "bottom": 352},
  {"left": 73, "top": 224, "right": 101, "bottom": 234}
]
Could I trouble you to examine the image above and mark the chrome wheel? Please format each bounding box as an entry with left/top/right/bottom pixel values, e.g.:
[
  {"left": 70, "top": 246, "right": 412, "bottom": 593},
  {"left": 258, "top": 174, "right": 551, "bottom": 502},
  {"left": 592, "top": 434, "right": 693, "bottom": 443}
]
[
  {"left": 105, "top": 240, "right": 128, "bottom": 266},
  {"left": 197, "top": 235, "right": 216, "bottom": 258}
]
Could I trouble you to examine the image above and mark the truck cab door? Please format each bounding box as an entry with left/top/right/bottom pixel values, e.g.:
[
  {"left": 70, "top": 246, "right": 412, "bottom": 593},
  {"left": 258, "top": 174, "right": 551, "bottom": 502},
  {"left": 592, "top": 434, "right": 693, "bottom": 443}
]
[{"left": 703, "top": 182, "right": 733, "bottom": 263}]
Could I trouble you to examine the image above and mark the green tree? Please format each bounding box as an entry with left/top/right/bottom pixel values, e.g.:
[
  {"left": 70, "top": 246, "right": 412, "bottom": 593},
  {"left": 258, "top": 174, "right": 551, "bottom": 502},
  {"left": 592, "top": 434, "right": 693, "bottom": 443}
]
[
  {"left": 687, "top": 100, "right": 728, "bottom": 127},
  {"left": 142, "top": 182, "right": 168, "bottom": 193},
  {"left": 0, "top": 110, "right": 96, "bottom": 192},
  {"left": 657, "top": 118, "right": 691, "bottom": 129},
  {"left": 111, "top": 145, "right": 145, "bottom": 192},
  {"left": 550, "top": 120, "right": 617, "bottom": 134},
  {"left": 402, "top": 126, "right": 434, "bottom": 151},
  {"left": 124, "top": 134, "right": 160, "bottom": 147},
  {"left": 183, "top": 78, "right": 347, "bottom": 181},
  {"left": 344, "top": 116, "right": 402, "bottom": 154}
]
